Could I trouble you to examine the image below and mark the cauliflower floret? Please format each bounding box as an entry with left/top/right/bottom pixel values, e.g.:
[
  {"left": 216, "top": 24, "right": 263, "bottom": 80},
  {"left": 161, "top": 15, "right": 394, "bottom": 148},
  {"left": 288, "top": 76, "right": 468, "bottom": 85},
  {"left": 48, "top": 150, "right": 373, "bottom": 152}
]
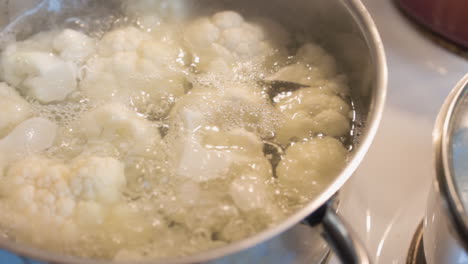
[
  {"left": 267, "top": 43, "right": 350, "bottom": 97},
  {"left": 19, "top": 53, "right": 76, "bottom": 103},
  {"left": 276, "top": 137, "right": 347, "bottom": 197},
  {"left": 97, "top": 27, "right": 153, "bottom": 57},
  {"left": 52, "top": 29, "right": 96, "bottom": 63},
  {"left": 184, "top": 10, "right": 289, "bottom": 72},
  {"left": 121, "top": 3, "right": 188, "bottom": 51},
  {"left": 295, "top": 43, "right": 338, "bottom": 77},
  {"left": 229, "top": 174, "right": 271, "bottom": 211},
  {"left": 0, "top": 154, "right": 157, "bottom": 260},
  {"left": 0, "top": 155, "right": 126, "bottom": 222},
  {"left": 0, "top": 82, "right": 31, "bottom": 137},
  {"left": 0, "top": 29, "right": 95, "bottom": 103},
  {"left": 138, "top": 39, "right": 187, "bottom": 69},
  {"left": 79, "top": 103, "right": 161, "bottom": 156},
  {"left": 173, "top": 120, "right": 269, "bottom": 182},
  {"left": 79, "top": 55, "right": 121, "bottom": 100},
  {"left": 269, "top": 43, "right": 338, "bottom": 81},
  {"left": 274, "top": 88, "right": 351, "bottom": 144},
  {"left": 168, "top": 87, "right": 277, "bottom": 180},
  {"left": 106, "top": 203, "right": 155, "bottom": 243},
  {"left": 81, "top": 27, "right": 188, "bottom": 117},
  {"left": 0, "top": 154, "right": 133, "bottom": 253},
  {"left": 1, "top": 47, "right": 77, "bottom": 103},
  {"left": 0, "top": 117, "right": 57, "bottom": 163},
  {"left": 174, "top": 131, "right": 235, "bottom": 182},
  {"left": 201, "top": 127, "right": 271, "bottom": 177},
  {"left": 123, "top": 0, "right": 189, "bottom": 39},
  {"left": 74, "top": 200, "right": 106, "bottom": 227},
  {"left": 170, "top": 86, "right": 277, "bottom": 139},
  {"left": 0, "top": 156, "right": 74, "bottom": 220},
  {"left": 69, "top": 156, "right": 126, "bottom": 204},
  {"left": 228, "top": 172, "right": 283, "bottom": 223},
  {"left": 169, "top": 99, "right": 272, "bottom": 182}
]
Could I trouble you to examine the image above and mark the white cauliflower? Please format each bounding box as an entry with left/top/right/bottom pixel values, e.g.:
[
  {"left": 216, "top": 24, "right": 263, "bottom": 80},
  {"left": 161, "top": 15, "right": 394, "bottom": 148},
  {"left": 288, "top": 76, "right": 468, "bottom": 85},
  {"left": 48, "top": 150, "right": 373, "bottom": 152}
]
[
  {"left": 229, "top": 173, "right": 271, "bottom": 211},
  {"left": 96, "top": 27, "right": 153, "bottom": 57},
  {"left": 269, "top": 43, "right": 337, "bottom": 80},
  {"left": 168, "top": 86, "right": 276, "bottom": 183},
  {"left": 267, "top": 43, "right": 353, "bottom": 144},
  {"left": 81, "top": 26, "right": 188, "bottom": 117},
  {"left": 121, "top": 2, "right": 188, "bottom": 55},
  {"left": 0, "top": 156, "right": 75, "bottom": 221},
  {"left": 173, "top": 126, "right": 237, "bottom": 182},
  {"left": 79, "top": 103, "right": 161, "bottom": 156},
  {"left": 274, "top": 87, "right": 351, "bottom": 144},
  {"left": 52, "top": 29, "right": 96, "bottom": 64},
  {"left": 0, "top": 154, "right": 151, "bottom": 255},
  {"left": 1, "top": 48, "right": 77, "bottom": 103},
  {"left": 184, "top": 10, "right": 289, "bottom": 72},
  {"left": 169, "top": 86, "right": 277, "bottom": 139},
  {"left": 0, "top": 29, "right": 95, "bottom": 103},
  {"left": 267, "top": 43, "right": 350, "bottom": 97},
  {"left": 0, "top": 82, "right": 31, "bottom": 137},
  {"left": 0, "top": 117, "right": 57, "bottom": 164},
  {"left": 122, "top": 0, "right": 190, "bottom": 41},
  {"left": 169, "top": 92, "right": 273, "bottom": 182},
  {"left": 172, "top": 114, "right": 271, "bottom": 182},
  {"left": 295, "top": 43, "right": 339, "bottom": 78},
  {"left": 69, "top": 156, "right": 126, "bottom": 204},
  {"left": 276, "top": 136, "right": 347, "bottom": 197},
  {"left": 0, "top": 155, "right": 125, "bottom": 222}
]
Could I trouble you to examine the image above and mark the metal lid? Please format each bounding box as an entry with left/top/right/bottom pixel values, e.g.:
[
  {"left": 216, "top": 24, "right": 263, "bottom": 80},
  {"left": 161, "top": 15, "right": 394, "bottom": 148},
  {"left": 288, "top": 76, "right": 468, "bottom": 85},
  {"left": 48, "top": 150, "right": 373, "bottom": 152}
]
[{"left": 434, "top": 74, "right": 468, "bottom": 248}]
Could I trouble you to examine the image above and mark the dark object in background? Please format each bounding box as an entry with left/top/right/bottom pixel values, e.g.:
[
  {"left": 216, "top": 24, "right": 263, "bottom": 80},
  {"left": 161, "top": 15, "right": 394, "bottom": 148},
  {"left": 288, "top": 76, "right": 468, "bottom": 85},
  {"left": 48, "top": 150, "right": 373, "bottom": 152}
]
[{"left": 396, "top": 0, "right": 468, "bottom": 49}]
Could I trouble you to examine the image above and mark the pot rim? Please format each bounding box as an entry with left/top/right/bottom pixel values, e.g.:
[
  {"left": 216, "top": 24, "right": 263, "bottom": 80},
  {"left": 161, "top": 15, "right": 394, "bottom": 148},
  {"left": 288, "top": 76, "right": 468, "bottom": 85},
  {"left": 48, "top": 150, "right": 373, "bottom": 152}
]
[
  {"left": 0, "top": 0, "right": 388, "bottom": 263},
  {"left": 433, "top": 73, "right": 468, "bottom": 250}
]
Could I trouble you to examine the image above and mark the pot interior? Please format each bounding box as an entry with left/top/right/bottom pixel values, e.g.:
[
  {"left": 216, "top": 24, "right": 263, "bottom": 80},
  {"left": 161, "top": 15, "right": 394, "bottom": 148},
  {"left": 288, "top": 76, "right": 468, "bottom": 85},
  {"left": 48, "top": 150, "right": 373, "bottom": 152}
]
[{"left": 0, "top": 0, "right": 385, "bottom": 263}]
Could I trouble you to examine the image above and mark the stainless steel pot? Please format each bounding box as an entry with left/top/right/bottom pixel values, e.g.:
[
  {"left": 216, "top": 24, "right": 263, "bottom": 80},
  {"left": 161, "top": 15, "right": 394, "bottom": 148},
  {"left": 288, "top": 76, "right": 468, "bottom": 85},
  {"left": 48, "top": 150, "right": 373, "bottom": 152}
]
[
  {"left": 425, "top": 74, "right": 468, "bottom": 264},
  {"left": 0, "top": 0, "right": 387, "bottom": 263}
]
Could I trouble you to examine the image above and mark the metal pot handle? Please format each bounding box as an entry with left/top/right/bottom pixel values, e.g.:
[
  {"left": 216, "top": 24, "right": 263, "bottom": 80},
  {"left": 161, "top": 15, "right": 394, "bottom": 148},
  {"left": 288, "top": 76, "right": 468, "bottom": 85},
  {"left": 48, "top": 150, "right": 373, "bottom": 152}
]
[
  {"left": 304, "top": 202, "right": 372, "bottom": 264},
  {"left": 322, "top": 207, "right": 371, "bottom": 264}
]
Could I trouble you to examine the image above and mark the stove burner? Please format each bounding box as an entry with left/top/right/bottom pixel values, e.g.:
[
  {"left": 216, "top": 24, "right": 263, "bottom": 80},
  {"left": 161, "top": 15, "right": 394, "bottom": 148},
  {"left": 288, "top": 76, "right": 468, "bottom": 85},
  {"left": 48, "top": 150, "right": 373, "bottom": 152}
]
[
  {"left": 407, "top": 221, "right": 427, "bottom": 264},
  {"left": 394, "top": 1, "right": 468, "bottom": 59}
]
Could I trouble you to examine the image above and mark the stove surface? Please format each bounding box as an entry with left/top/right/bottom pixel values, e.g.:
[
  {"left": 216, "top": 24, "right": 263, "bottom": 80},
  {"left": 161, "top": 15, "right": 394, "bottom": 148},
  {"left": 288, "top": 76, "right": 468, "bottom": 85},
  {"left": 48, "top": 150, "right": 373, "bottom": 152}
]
[{"left": 330, "top": 0, "right": 468, "bottom": 263}]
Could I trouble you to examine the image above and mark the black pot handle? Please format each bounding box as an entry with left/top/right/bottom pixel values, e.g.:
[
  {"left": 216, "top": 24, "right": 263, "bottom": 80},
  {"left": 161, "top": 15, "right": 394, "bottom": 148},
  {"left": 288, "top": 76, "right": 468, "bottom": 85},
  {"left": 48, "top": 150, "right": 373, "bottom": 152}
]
[{"left": 303, "top": 202, "right": 372, "bottom": 264}]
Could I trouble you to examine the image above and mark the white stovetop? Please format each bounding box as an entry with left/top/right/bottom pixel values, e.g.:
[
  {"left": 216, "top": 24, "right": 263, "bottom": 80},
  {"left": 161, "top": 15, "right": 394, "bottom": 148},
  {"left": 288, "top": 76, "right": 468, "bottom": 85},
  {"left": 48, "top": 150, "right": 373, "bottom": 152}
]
[{"left": 331, "top": 0, "right": 468, "bottom": 263}]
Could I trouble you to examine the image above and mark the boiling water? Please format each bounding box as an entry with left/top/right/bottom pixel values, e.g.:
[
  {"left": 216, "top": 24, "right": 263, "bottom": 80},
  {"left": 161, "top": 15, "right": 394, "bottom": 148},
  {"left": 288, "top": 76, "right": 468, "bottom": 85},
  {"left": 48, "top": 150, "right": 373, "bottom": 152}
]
[{"left": 0, "top": 1, "right": 356, "bottom": 260}]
